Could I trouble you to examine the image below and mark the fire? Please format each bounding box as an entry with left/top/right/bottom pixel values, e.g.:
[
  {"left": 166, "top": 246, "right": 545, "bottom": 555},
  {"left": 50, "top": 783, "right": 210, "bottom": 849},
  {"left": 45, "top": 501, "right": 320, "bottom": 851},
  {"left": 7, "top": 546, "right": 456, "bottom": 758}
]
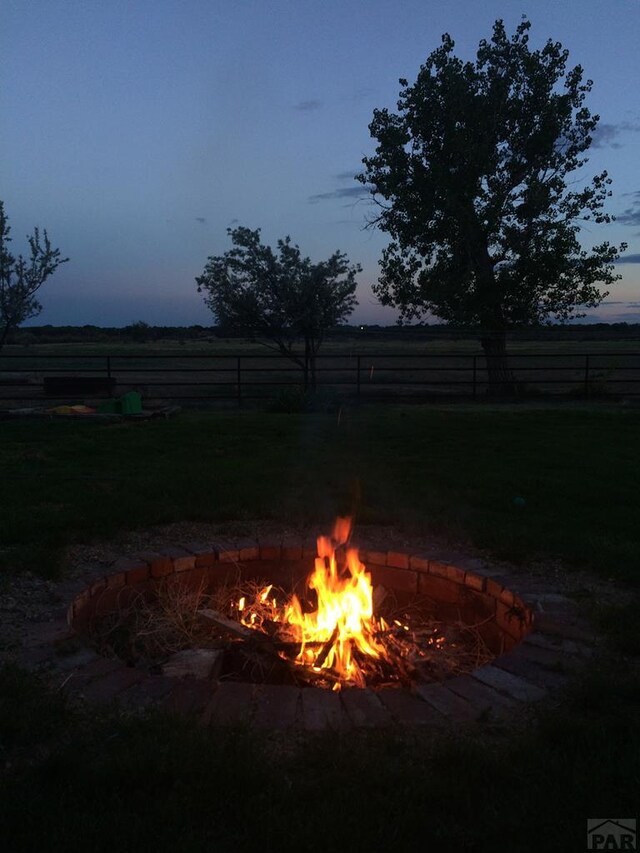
[{"left": 238, "top": 517, "right": 388, "bottom": 688}]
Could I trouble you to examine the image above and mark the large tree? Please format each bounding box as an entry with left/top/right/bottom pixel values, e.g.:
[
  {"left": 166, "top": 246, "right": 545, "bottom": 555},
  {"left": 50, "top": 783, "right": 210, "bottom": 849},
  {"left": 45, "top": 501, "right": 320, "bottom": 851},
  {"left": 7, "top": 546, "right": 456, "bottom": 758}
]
[
  {"left": 357, "top": 18, "right": 625, "bottom": 389},
  {"left": 0, "top": 201, "right": 68, "bottom": 351},
  {"left": 196, "top": 226, "right": 360, "bottom": 390}
]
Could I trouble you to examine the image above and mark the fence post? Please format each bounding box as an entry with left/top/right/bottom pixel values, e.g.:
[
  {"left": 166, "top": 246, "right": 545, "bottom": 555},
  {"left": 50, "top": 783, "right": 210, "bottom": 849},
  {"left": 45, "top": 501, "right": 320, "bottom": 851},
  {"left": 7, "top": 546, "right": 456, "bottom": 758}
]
[
  {"left": 106, "top": 356, "right": 111, "bottom": 380},
  {"left": 356, "top": 355, "right": 361, "bottom": 398},
  {"left": 584, "top": 354, "right": 590, "bottom": 400},
  {"left": 237, "top": 356, "right": 242, "bottom": 407},
  {"left": 472, "top": 355, "right": 477, "bottom": 400}
]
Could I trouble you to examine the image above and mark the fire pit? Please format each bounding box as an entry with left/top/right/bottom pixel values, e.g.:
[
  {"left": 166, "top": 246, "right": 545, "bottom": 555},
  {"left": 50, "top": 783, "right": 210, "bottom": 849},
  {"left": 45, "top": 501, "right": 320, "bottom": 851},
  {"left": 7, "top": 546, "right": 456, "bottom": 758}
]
[{"left": 64, "top": 519, "right": 545, "bottom": 728}]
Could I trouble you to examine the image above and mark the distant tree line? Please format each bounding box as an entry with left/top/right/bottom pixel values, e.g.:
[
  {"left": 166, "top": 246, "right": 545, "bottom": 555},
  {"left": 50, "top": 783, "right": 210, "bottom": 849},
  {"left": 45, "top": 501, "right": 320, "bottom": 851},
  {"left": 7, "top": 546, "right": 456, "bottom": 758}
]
[{"left": 4, "top": 321, "right": 639, "bottom": 347}]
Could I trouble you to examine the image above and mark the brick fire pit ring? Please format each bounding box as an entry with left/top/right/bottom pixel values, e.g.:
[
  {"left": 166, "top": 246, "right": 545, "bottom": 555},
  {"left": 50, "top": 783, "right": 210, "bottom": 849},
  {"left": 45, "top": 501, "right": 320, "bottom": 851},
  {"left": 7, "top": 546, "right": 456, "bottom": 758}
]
[{"left": 42, "top": 539, "right": 597, "bottom": 730}]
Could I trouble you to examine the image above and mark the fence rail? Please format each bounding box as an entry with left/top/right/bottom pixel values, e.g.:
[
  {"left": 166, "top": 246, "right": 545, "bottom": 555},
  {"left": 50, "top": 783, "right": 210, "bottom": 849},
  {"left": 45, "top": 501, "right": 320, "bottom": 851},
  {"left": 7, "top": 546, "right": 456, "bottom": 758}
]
[{"left": 1, "top": 351, "right": 640, "bottom": 406}]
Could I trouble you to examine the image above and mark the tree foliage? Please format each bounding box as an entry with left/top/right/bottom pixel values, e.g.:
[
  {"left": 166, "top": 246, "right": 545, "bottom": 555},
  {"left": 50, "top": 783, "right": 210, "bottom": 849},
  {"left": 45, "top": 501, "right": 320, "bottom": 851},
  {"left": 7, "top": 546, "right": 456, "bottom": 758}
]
[
  {"left": 196, "top": 226, "right": 360, "bottom": 389},
  {"left": 357, "top": 19, "right": 625, "bottom": 355},
  {"left": 0, "top": 201, "right": 68, "bottom": 350}
]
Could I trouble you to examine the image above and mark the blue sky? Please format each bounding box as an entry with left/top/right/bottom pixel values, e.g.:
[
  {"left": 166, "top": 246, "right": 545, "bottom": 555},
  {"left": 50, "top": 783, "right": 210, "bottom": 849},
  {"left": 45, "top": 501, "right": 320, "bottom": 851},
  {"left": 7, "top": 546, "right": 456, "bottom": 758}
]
[{"left": 2, "top": 0, "right": 639, "bottom": 326}]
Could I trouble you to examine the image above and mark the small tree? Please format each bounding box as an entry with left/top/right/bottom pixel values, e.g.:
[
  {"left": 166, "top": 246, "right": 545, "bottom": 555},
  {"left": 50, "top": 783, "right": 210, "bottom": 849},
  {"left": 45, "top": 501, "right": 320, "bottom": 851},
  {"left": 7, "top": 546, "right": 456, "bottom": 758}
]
[
  {"left": 196, "top": 226, "right": 360, "bottom": 390},
  {"left": 357, "top": 19, "right": 625, "bottom": 391},
  {"left": 0, "top": 201, "right": 68, "bottom": 351}
]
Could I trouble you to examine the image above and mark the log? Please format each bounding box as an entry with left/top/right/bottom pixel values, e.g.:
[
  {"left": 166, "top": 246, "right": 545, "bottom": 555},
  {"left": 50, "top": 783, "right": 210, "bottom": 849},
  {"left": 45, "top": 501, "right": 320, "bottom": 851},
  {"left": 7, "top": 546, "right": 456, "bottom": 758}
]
[
  {"left": 198, "top": 608, "right": 259, "bottom": 641},
  {"left": 313, "top": 625, "right": 339, "bottom": 669}
]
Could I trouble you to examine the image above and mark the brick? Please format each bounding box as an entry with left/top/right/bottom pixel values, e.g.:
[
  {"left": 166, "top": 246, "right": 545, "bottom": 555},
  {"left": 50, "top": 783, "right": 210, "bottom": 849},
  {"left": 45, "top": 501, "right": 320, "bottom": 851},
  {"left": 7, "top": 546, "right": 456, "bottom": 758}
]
[
  {"left": 485, "top": 578, "right": 504, "bottom": 599},
  {"left": 113, "top": 557, "right": 149, "bottom": 581},
  {"left": 499, "top": 587, "right": 516, "bottom": 608},
  {"left": 196, "top": 551, "right": 217, "bottom": 568},
  {"left": 497, "top": 600, "right": 530, "bottom": 640},
  {"left": 361, "top": 549, "right": 386, "bottom": 566},
  {"left": 236, "top": 539, "right": 259, "bottom": 561},
  {"left": 162, "top": 649, "right": 224, "bottom": 680},
  {"left": 217, "top": 547, "right": 240, "bottom": 563},
  {"left": 170, "top": 566, "right": 209, "bottom": 594},
  {"left": 472, "top": 664, "right": 546, "bottom": 703},
  {"left": 446, "top": 675, "right": 518, "bottom": 716},
  {"left": 533, "top": 616, "right": 595, "bottom": 642},
  {"left": 165, "top": 547, "right": 196, "bottom": 572},
  {"left": 89, "top": 578, "right": 107, "bottom": 597},
  {"left": 139, "top": 552, "right": 173, "bottom": 578},
  {"left": 281, "top": 540, "right": 303, "bottom": 561},
  {"left": 522, "top": 633, "right": 595, "bottom": 658},
  {"left": 377, "top": 687, "right": 445, "bottom": 726},
  {"left": 369, "top": 565, "right": 418, "bottom": 594},
  {"left": 387, "top": 551, "right": 409, "bottom": 570},
  {"left": 106, "top": 572, "right": 126, "bottom": 590},
  {"left": 507, "top": 640, "right": 576, "bottom": 670},
  {"left": 183, "top": 543, "right": 218, "bottom": 568},
  {"left": 125, "top": 562, "right": 150, "bottom": 586},
  {"left": 73, "top": 589, "right": 91, "bottom": 619},
  {"left": 120, "top": 675, "right": 176, "bottom": 710},
  {"left": 445, "top": 564, "right": 466, "bottom": 585},
  {"left": 58, "top": 657, "right": 122, "bottom": 692},
  {"left": 477, "top": 621, "right": 508, "bottom": 656},
  {"left": 493, "top": 651, "right": 570, "bottom": 690},
  {"left": 301, "top": 688, "right": 346, "bottom": 731},
  {"left": 414, "top": 682, "right": 478, "bottom": 722},
  {"left": 459, "top": 587, "right": 496, "bottom": 621},
  {"left": 428, "top": 560, "right": 449, "bottom": 579},
  {"left": 202, "top": 682, "right": 254, "bottom": 725},
  {"left": 81, "top": 667, "right": 146, "bottom": 704},
  {"left": 253, "top": 684, "right": 300, "bottom": 730},
  {"left": 464, "top": 572, "right": 486, "bottom": 592},
  {"left": 340, "top": 688, "right": 392, "bottom": 728},
  {"left": 409, "top": 554, "right": 430, "bottom": 572},
  {"left": 259, "top": 542, "right": 281, "bottom": 561},
  {"left": 164, "top": 678, "right": 216, "bottom": 717},
  {"left": 418, "top": 573, "right": 462, "bottom": 605}
]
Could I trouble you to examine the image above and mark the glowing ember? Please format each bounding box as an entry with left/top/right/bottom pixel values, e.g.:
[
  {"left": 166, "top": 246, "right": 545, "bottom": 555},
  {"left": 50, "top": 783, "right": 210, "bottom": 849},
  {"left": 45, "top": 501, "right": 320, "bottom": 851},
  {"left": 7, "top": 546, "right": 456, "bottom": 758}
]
[{"left": 237, "top": 517, "right": 388, "bottom": 688}]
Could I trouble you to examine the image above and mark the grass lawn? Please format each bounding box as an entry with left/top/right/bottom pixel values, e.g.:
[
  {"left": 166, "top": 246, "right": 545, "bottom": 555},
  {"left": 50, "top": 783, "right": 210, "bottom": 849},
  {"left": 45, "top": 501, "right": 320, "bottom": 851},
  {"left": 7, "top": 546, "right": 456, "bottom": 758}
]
[
  {"left": 1, "top": 404, "right": 638, "bottom": 581},
  {"left": 1, "top": 404, "right": 639, "bottom": 851}
]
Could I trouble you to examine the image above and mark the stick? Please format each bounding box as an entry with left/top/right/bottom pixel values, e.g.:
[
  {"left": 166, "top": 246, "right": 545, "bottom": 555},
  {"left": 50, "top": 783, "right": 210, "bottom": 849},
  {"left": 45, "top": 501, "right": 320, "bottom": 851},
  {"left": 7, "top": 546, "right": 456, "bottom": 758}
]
[
  {"left": 198, "top": 608, "right": 260, "bottom": 641},
  {"left": 312, "top": 625, "right": 339, "bottom": 669}
]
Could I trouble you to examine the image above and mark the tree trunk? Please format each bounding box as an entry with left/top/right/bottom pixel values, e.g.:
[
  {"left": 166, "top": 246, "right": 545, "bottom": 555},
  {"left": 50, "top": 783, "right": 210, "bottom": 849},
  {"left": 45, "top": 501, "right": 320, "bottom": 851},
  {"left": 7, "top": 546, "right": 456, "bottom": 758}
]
[
  {"left": 309, "top": 353, "right": 317, "bottom": 392},
  {"left": 0, "top": 320, "right": 13, "bottom": 353},
  {"left": 480, "top": 331, "right": 516, "bottom": 396}
]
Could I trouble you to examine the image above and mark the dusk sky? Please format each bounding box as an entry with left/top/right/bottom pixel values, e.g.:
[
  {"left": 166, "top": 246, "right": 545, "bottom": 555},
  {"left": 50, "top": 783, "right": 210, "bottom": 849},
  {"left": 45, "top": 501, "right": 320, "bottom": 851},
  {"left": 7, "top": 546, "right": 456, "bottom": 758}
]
[{"left": 2, "top": 0, "right": 640, "bottom": 327}]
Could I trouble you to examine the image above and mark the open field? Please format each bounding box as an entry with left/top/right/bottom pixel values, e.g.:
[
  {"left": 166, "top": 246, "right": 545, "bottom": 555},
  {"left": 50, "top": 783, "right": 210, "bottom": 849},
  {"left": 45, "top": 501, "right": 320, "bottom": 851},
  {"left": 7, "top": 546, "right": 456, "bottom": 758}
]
[
  {"left": 2, "top": 335, "right": 640, "bottom": 404},
  {"left": 1, "top": 405, "right": 639, "bottom": 851},
  {"left": 1, "top": 405, "right": 638, "bottom": 579}
]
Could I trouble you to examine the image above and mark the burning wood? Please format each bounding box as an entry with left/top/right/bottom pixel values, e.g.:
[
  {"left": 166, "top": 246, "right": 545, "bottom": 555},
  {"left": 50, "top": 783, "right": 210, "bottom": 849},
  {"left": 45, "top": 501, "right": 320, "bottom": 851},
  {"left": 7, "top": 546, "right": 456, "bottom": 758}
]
[
  {"left": 205, "top": 517, "right": 492, "bottom": 691},
  {"left": 89, "top": 517, "right": 494, "bottom": 689}
]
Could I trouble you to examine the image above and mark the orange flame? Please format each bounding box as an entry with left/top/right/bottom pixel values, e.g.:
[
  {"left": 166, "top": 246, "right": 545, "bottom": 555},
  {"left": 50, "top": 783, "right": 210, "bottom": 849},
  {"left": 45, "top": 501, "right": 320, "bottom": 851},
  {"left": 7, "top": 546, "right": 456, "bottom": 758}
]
[
  {"left": 285, "top": 517, "right": 386, "bottom": 687},
  {"left": 238, "top": 517, "right": 388, "bottom": 688}
]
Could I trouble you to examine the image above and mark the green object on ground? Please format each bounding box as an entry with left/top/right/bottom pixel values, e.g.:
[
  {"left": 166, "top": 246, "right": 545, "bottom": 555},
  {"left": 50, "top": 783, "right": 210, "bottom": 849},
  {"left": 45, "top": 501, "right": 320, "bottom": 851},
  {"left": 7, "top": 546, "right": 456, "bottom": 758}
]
[
  {"left": 96, "top": 392, "right": 142, "bottom": 415},
  {"left": 119, "top": 391, "right": 142, "bottom": 414}
]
